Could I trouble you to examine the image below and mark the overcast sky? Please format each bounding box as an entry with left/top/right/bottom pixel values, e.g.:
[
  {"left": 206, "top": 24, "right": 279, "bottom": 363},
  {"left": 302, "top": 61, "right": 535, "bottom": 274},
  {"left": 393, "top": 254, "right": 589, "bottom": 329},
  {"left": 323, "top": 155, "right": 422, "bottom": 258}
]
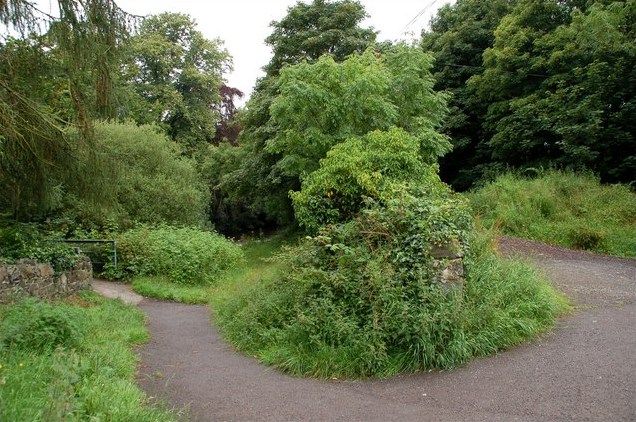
[{"left": 36, "top": 0, "right": 454, "bottom": 101}]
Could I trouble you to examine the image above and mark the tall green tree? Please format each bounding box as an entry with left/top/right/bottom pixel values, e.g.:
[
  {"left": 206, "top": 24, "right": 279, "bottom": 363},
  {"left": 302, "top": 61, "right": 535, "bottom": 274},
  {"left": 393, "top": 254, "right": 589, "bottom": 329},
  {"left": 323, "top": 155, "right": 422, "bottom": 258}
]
[
  {"left": 212, "top": 0, "right": 377, "bottom": 231},
  {"left": 266, "top": 46, "right": 450, "bottom": 181},
  {"left": 0, "top": 36, "right": 69, "bottom": 217},
  {"left": 264, "top": 0, "right": 376, "bottom": 76},
  {"left": 421, "top": 0, "right": 517, "bottom": 189},
  {"left": 218, "top": 46, "right": 450, "bottom": 233},
  {"left": 421, "top": 0, "right": 635, "bottom": 187},
  {"left": 124, "top": 12, "right": 230, "bottom": 155},
  {"left": 470, "top": 0, "right": 635, "bottom": 184}
]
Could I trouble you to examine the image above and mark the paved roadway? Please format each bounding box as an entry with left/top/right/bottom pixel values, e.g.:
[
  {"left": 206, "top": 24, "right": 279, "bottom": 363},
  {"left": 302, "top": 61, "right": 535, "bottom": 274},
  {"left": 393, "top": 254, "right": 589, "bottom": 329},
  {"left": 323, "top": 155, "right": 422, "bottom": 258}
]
[{"left": 96, "top": 238, "right": 636, "bottom": 421}]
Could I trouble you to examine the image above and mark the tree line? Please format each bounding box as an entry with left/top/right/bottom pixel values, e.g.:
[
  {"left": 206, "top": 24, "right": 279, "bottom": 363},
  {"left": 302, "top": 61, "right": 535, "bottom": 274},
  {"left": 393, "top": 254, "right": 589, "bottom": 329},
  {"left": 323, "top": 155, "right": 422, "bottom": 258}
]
[
  {"left": 422, "top": 0, "right": 635, "bottom": 190},
  {"left": 1, "top": 0, "right": 634, "bottom": 235}
]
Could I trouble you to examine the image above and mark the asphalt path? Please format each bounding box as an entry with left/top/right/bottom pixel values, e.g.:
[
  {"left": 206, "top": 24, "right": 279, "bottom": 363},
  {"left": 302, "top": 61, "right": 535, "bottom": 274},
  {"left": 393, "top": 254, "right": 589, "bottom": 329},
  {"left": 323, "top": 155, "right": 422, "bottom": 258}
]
[{"left": 97, "top": 238, "right": 636, "bottom": 421}]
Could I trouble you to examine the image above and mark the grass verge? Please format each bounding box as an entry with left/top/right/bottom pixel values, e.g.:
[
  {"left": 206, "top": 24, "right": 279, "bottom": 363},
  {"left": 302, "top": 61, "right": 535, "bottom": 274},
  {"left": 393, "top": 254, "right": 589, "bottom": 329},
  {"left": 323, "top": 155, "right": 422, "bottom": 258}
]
[
  {"left": 0, "top": 292, "right": 178, "bottom": 421},
  {"left": 468, "top": 170, "right": 636, "bottom": 257},
  {"left": 209, "top": 233, "right": 290, "bottom": 309},
  {"left": 131, "top": 232, "right": 293, "bottom": 304},
  {"left": 132, "top": 276, "right": 211, "bottom": 304}
]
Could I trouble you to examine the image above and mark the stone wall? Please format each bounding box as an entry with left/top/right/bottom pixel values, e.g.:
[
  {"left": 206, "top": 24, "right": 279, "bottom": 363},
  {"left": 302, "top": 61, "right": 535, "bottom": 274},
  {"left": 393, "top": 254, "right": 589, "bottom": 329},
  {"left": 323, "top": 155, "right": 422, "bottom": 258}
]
[
  {"left": 0, "top": 256, "right": 92, "bottom": 302},
  {"left": 431, "top": 240, "right": 465, "bottom": 289}
]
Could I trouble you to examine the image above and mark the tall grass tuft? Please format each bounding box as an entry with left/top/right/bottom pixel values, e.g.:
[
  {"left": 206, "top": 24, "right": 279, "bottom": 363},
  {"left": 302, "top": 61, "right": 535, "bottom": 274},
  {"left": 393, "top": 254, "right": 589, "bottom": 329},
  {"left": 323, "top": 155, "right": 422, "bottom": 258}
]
[
  {"left": 468, "top": 170, "right": 636, "bottom": 257},
  {"left": 0, "top": 293, "right": 177, "bottom": 421},
  {"left": 212, "top": 230, "right": 568, "bottom": 379}
]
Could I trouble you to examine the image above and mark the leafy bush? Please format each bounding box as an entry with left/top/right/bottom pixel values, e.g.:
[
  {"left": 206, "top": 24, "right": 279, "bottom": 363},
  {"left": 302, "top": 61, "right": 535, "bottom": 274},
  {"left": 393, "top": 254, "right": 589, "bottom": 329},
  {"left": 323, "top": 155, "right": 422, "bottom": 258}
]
[
  {"left": 114, "top": 225, "right": 244, "bottom": 285},
  {"left": 468, "top": 170, "right": 636, "bottom": 256},
  {"left": 214, "top": 224, "right": 566, "bottom": 378},
  {"left": 291, "top": 128, "right": 447, "bottom": 233},
  {"left": 0, "top": 299, "right": 82, "bottom": 353},
  {"left": 63, "top": 121, "right": 208, "bottom": 230},
  {"left": 0, "top": 222, "right": 79, "bottom": 271}
]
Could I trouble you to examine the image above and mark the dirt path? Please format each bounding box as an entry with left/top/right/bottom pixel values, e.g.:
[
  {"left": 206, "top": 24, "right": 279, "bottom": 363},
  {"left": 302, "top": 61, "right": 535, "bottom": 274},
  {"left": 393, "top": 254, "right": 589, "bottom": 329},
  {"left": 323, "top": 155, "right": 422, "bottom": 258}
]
[{"left": 100, "top": 238, "right": 636, "bottom": 421}]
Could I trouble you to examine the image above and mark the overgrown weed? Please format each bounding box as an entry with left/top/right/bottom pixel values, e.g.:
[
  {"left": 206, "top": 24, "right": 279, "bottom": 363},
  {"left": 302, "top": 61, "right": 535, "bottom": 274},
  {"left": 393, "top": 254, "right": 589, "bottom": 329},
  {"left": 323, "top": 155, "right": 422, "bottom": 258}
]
[
  {"left": 469, "top": 170, "right": 636, "bottom": 257},
  {"left": 0, "top": 292, "right": 177, "bottom": 421},
  {"left": 212, "top": 227, "right": 568, "bottom": 379}
]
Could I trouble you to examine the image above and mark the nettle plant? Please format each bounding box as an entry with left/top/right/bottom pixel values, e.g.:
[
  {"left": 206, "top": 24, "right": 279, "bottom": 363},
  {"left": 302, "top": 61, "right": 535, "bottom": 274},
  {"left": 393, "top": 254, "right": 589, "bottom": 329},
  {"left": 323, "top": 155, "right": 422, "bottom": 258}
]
[{"left": 114, "top": 225, "right": 244, "bottom": 285}]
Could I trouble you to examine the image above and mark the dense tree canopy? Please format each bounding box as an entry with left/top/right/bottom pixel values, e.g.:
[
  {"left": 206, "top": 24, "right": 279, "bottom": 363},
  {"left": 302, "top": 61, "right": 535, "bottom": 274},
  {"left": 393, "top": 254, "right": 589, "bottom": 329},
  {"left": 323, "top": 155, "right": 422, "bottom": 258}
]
[
  {"left": 216, "top": 46, "right": 449, "bottom": 232},
  {"left": 477, "top": 0, "right": 636, "bottom": 183},
  {"left": 421, "top": 0, "right": 517, "bottom": 189},
  {"left": 0, "top": 36, "right": 66, "bottom": 218},
  {"left": 3, "top": 0, "right": 634, "bottom": 236},
  {"left": 210, "top": 0, "right": 378, "bottom": 232},
  {"left": 66, "top": 121, "right": 208, "bottom": 229},
  {"left": 423, "top": 0, "right": 636, "bottom": 188},
  {"left": 124, "top": 12, "right": 230, "bottom": 155}
]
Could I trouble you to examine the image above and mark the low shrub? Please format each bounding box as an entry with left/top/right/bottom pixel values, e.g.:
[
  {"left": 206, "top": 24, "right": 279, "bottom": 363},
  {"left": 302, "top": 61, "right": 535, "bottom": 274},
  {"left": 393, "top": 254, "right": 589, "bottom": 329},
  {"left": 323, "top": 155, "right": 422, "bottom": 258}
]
[
  {"left": 0, "top": 298, "right": 82, "bottom": 353},
  {"left": 468, "top": 170, "right": 636, "bottom": 256},
  {"left": 0, "top": 222, "right": 79, "bottom": 271},
  {"left": 214, "top": 176, "right": 566, "bottom": 378},
  {"left": 114, "top": 225, "right": 244, "bottom": 285}
]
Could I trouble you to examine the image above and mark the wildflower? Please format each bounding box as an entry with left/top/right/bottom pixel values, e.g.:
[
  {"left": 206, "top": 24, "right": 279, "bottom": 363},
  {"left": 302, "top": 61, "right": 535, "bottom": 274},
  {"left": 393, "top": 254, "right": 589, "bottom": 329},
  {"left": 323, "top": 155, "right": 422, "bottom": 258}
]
[{"left": 18, "top": 362, "right": 24, "bottom": 367}]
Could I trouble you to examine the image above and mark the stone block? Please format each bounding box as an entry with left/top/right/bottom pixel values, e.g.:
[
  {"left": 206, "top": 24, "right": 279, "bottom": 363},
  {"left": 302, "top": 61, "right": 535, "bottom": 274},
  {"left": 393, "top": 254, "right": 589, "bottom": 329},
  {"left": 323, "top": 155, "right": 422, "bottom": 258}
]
[
  {"left": 0, "top": 256, "right": 92, "bottom": 302},
  {"left": 430, "top": 239, "right": 463, "bottom": 259}
]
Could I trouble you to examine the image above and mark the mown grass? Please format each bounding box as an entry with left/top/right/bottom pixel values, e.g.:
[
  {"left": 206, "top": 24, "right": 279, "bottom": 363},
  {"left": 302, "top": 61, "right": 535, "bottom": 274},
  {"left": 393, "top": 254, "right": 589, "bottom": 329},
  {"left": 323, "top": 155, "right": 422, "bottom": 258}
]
[
  {"left": 132, "top": 276, "right": 211, "bottom": 304},
  {"left": 0, "top": 292, "right": 178, "bottom": 421},
  {"left": 468, "top": 170, "right": 636, "bottom": 257},
  {"left": 211, "top": 230, "right": 569, "bottom": 379}
]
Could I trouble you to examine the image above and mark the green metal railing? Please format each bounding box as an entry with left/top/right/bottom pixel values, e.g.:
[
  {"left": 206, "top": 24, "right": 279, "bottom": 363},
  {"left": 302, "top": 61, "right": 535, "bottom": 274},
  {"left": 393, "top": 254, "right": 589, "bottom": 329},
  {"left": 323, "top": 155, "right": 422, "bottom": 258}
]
[{"left": 55, "top": 239, "right": 117, "bottom": 271}]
